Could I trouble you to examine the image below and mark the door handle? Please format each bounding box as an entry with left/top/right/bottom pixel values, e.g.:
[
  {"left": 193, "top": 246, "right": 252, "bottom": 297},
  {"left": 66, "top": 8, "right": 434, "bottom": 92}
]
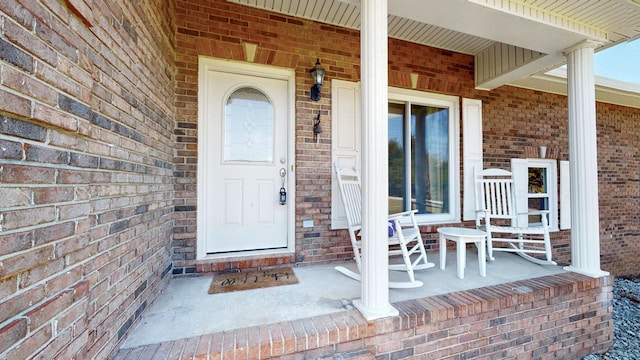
[{"left": 279, "top": 168, "right": 287, "bottom": 205}]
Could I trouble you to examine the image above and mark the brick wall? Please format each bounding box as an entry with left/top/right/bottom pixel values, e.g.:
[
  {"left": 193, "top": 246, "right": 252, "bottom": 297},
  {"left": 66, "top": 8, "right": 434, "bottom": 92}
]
[
  {"left": 0, "top": 0, "right": 175, "bottom": 358},
  {"left": 173, "top": 0, "right": 640, "bottom": 277},
  {"left": 294, "top": 274, "right": 614, "bottom": 360},
  {"left": 172, "top": 0, "right": 362, "bottom": 271},
  {"left": 594, "top": 102, "right": 640, "bottom": 276}
]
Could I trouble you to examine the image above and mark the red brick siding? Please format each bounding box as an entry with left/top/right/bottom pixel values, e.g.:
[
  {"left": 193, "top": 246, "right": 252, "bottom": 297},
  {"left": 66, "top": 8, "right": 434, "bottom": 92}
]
[
  {"left": 0, "top": 0, "right": 175, "bottom": 358},
  {"left": 595, "top": 102, "right": 640, "bottom": 276},
  {"left": 173, "top": 0, "right": 640, "bottom": 276}
]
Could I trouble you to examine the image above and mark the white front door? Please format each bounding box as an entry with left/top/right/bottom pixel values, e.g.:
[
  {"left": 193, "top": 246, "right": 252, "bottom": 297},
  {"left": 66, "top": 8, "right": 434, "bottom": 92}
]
[{"left": 198, "top": 60, "right": 292, "bottom": 254}]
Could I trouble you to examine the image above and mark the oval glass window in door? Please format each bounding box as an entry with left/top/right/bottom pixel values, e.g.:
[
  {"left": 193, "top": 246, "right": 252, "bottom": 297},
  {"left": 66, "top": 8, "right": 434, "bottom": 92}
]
[{"left": 224, "top": 87, "right": 274, "bottom": 163}]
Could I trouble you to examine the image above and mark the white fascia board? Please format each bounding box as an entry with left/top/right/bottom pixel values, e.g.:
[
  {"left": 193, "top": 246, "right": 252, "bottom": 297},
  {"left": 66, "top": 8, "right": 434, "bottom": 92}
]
[
  {"left": 546, "top": 67, "right": 640, "bottom": 95},
  {"left": 508, "top": 67, "right": 640, "bottom": 109}
]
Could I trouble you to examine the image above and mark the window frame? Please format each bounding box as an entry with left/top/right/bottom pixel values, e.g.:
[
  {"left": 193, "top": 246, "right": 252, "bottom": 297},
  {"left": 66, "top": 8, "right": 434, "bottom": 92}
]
[
  {"left": 388, "top": 87, "right": 460, "bottom": 225},
  {"left": 511, "top": 158, "right": 559, "bottom": 232}
]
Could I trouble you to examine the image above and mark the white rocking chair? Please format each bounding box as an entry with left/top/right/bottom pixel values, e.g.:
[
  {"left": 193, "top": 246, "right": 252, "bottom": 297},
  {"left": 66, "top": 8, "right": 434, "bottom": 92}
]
[
  {"left": 334, "top": 164, "right": 435, "bottom": 288},
  {"left": 474, "top": 168, "right": 557, "bottom": 266}
]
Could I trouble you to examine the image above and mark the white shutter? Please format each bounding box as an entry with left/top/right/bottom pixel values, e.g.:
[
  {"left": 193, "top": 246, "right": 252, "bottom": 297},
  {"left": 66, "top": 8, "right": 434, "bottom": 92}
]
[
  {"left": 511, "top": 158, "right": 529, "bottom": 227},
  {"left": 560, "top": 160, "right": 571, "bottom": 229},
  {"left": 462, "top": 98, "right": 483, "bottom": 221},
  {"left": 331, "top": 80, "right": 361, "bottom": 229}
]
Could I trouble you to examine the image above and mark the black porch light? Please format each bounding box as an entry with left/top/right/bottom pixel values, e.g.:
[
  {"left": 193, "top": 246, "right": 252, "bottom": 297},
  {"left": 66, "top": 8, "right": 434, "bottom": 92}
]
[{"left": 309, "top": 58, "right": 325, "bottom": 101}]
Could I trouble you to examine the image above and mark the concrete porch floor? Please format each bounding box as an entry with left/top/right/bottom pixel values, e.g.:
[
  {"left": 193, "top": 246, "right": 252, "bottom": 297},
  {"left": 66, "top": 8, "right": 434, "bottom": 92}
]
[{"left": 120, "top": 250, "right": 564, "bottom": 350}]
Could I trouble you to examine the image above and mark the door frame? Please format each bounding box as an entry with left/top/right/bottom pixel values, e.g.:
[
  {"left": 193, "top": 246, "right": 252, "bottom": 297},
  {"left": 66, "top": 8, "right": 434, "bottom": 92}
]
[{"left": 196, "top": 56, "right": 296, "bottom": 260}]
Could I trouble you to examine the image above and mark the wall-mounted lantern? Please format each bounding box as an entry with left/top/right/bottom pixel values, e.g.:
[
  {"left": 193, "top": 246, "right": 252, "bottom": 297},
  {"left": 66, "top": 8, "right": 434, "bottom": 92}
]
[{"left": 309, "top": 58, "right": 325, "bottom": 101}]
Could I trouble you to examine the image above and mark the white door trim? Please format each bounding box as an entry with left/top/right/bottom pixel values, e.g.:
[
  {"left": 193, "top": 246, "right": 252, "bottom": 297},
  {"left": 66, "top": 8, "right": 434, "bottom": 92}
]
[{"left": 196, "top": 57, "right": 296, "bottom": 260}]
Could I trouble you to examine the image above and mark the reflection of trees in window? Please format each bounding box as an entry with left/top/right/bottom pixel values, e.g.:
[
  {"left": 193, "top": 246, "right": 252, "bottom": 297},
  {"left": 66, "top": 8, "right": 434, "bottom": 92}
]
[
  {"left": 528, "top": 168, "right": 545, "bottom": 193},
  {"left": 388, "top": 103, "right": 449, "bottom": 215},
  {"left": 388, "top": 105, "right": 405, "bottom": 214},
  {"left": 388, "top": 139, "right": 403, "bottom": 197},
  {"left": 413, "top": 106, "right": 449, "bottom": 215},
  {"left": 527, "top": 167, "right": 548, "bottom": 222}
]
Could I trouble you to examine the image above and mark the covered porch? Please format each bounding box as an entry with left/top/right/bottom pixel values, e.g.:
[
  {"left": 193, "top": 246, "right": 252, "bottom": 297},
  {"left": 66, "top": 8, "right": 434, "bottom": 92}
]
[
  {"left": 122, "top": 1, "right": 631, "bottom": 357},
  {"left": 316, "top": 0, "right": 616, "bottom": 321},
  {"left": 2, "top": 0, "right": 638, "bottom": 359},
  {"left": 113, "top": 251, "right": 612, "bottom": 359}
]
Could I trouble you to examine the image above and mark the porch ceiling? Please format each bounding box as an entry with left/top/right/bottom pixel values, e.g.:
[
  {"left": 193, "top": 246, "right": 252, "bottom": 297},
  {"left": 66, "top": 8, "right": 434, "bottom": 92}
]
[{"left": 227, "top": 0, "right": 640, "bottom": 90}]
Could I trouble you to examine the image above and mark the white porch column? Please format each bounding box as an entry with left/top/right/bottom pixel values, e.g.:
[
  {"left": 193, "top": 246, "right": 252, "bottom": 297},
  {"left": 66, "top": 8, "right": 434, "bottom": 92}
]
[
  {"left": 355, "top": 0, "right": 398, "bottom": 320},
  {"left": 563, "top": 41, "right": 609, "bottom": 278}
]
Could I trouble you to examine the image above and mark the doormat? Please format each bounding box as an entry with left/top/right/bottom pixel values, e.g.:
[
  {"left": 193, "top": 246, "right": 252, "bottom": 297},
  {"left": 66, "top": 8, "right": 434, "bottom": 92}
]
[{"left": 208, "top": 267, "right": 298, "bottom": 294}]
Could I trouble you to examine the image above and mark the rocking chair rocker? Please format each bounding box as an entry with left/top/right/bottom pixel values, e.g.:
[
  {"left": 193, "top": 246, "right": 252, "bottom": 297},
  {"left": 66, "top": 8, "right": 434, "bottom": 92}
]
[
  {"left": 474, "top": 168, "right": 557, "bottom": 266},
  {"left": 334, "top": 164, "right": 435, "bottom": 288}
]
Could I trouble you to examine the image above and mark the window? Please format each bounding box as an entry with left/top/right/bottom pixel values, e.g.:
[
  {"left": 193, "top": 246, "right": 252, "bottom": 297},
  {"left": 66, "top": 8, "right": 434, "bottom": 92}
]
[
  {"left": 388, "top": 88, "right": 460, "bottom": 224},
  {"left": 511, "top": 158, "right": 558, "bottom": 231},
  {"left": 224, "top": 87, "right": 274, "bottom": 163},
  {"left": 330, "top": 82, "right": 460, "bottom": 229}
]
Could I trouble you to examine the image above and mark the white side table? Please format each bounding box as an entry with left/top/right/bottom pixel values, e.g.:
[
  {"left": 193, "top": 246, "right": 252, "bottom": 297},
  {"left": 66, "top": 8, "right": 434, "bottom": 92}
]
[{"left": 438, "top": 227, "right": 487, "bottom": 279}]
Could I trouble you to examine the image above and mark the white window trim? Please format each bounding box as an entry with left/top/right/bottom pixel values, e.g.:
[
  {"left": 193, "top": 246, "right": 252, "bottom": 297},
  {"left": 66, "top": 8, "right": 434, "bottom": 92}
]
[
  {"left": 511, "top": 158, "right": 559, "bottom": 232},
  {"left": 388, "top": 87, "right": 461, "bottom": 225}
]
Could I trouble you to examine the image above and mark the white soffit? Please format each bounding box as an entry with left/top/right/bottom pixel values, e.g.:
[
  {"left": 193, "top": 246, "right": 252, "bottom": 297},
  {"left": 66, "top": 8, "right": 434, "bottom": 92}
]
[
  {"left": 227, "top": 0, "right": 640, "bottom": 55},
  {"left": 466, "top": 0, "right": 640, "bottom": 45},
  {"left": 226, "top": 0, "right": 498, "bottom": 55},
  {"left": 227, "top": 0, "right": 640, "bottom": 97}
]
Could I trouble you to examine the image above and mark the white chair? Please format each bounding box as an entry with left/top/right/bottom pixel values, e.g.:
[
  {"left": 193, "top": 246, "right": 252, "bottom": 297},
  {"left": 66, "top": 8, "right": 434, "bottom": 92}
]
[
  {"left": 334, "top": 164, "right": 435, "bottom": 288},
  {"left": 474, "top": 168, "right": 557, "bottom": 265}
]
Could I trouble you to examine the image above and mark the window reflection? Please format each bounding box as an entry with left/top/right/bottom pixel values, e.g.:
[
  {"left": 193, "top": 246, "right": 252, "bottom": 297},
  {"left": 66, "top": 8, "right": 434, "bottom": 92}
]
[
  {"left": 528, "top": 167, "right": 549, "bottom": 224},
  {"left": 388, "top": 103, "right": 450, "bottom": 215},
  {"left": 528, "top": 168, "right": 546, "bottom": 194}
]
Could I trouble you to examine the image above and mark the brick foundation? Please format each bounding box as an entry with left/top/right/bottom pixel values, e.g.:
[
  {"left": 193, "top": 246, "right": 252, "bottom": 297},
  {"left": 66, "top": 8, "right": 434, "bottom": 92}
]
[{"left": 113, "top": 273, "right": 613, "bottom": 359}]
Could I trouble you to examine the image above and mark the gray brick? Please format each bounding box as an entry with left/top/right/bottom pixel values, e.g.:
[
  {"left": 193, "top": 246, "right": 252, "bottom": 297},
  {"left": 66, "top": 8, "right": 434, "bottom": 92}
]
[
  {"left": 69, "top": 153, "right": 98, "bottom": 168},
  {"left": 0, "top": 116, "right": 46, "bottom": 141},
  {"left": 0, "top": 139, "right": 24, "bottom": 160},
  {"left": 25, "top": 145, "right": 69, "bottom": 164},
  {"left": 0, "top": 38, "right": 33, "bottom": 73},
  {"left": 59, "top": 95, "right": 93, "bottom": 121}
]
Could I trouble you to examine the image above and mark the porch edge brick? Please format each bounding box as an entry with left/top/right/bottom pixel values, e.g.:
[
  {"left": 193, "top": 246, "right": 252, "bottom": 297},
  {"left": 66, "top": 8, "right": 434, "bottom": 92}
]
[{"left": 114, "top": 272, "right": 614, "bottom": 359}]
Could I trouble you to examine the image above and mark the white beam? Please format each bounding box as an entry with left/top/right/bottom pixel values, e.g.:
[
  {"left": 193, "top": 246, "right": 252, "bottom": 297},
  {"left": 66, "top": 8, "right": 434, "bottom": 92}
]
[{"left": 475, "top": 48, "right": 564, "bottom": 90}]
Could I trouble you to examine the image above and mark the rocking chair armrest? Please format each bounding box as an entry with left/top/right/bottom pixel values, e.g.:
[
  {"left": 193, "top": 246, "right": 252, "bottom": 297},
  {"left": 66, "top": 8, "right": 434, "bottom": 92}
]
[
  {"left": 519, "top": 209, "right": 550, "bottom": 216},
  {"left": 389, "top": 210, "right": 418, "bottom": 220},
  {"left": 389, "top": 210, "right": 419, "bottom": 228},
  {"left": 517, "top": 209, "right": 551, "bottom": 227}
]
